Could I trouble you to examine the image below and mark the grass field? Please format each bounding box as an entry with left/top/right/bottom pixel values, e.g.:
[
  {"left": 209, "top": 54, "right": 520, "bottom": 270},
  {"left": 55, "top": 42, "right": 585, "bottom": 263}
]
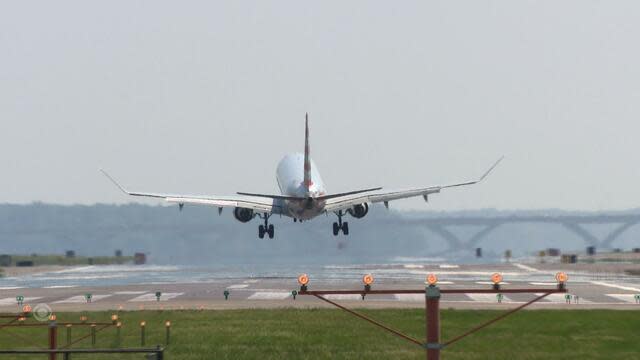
[{"left": 0, "top": 309, "right": 638, "bottom": 359}]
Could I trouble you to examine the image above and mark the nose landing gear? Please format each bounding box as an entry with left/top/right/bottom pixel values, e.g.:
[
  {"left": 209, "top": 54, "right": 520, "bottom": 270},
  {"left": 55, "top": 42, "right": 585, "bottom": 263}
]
[
  {"left": 332, "top": 210, "right": 349, "bottom": 236},
  {"left": 258, "top": 213, "right": 274, "bottom": 239}
]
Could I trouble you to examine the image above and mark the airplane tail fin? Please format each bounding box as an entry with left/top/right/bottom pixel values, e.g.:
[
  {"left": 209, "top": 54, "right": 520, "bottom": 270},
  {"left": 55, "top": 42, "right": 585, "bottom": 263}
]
[{"left": 303, "top": 113, "right": 313, "bottom": 193}]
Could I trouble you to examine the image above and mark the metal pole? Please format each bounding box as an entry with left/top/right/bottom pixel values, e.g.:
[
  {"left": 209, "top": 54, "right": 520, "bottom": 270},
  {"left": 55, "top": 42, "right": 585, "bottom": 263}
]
[
  {"left": 65, "top": 324, "right": 72, "bottom": 360},
  {"left": 425, "top": 285, "right": 441, "bottom": 360},
  {"left": 91, "top": 324, "right": 96, "bottom": 347},
  {"left": 48, "top": 322, "right": 57, "bottom": 360}
]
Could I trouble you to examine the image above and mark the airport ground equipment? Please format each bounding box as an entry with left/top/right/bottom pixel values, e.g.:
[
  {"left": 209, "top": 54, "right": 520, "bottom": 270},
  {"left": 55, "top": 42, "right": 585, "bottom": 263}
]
[{"left": 296, "top": 272, "right": 568, "bottom": 360}]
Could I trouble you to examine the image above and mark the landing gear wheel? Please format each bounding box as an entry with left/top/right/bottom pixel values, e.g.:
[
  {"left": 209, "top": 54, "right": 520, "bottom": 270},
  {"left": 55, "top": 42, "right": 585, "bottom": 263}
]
[
  {"left": 342, "top": 222, "right": 349, "bottom": 235},
  {"left": 268, "top": 224, "right": 275, "bottom": 239},
  {"left": 333, "top": 222, "right": 339, "bottom": 236},
  {"left": 258, "top": 225, "right": 265, "bottom": 239}
]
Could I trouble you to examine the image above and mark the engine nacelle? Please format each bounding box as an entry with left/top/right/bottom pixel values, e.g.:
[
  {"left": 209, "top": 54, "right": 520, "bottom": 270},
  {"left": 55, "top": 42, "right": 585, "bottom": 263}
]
[
  {"left": 347, "top": 203, "right": 369, "bottom": 219},
  {"left": 233, "top": 208, "right": 254, "bottom": 223}
]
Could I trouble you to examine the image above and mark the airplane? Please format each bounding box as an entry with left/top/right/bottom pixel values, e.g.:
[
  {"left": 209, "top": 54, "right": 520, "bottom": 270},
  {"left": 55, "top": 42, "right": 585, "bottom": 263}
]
[{"left": 102, "top": 114, "right": 502, "bottom": 239}]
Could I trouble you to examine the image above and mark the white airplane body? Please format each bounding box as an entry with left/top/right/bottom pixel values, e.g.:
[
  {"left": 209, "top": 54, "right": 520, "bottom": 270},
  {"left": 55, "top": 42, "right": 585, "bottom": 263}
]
[{"left": 103, "top": 114, "right": 502, "bottom": 239}]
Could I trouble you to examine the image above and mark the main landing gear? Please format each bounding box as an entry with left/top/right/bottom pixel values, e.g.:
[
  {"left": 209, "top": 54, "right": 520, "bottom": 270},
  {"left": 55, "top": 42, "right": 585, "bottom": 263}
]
[
  {"left": 258, "top": 213, "right": 274, "bottom": 239},
  {"left": 333, "top": 210, "right": 349, "bottom": 236}
]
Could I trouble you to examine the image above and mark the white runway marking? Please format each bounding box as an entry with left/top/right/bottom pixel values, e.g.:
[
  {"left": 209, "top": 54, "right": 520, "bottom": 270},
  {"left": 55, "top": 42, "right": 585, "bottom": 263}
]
[
  {"left": 530, "top": 282, "right": 557, "bottom": 286},
  {"left": 248, "top": 292, "right": 291, "bottom": 300},
  {"left": 513, "top": 263, "right": 539, "bottom": 272},
  {"left": 0, "top": 287, "right": 25, "bottom": 290},
  {"left": 44, "top": 285, "right": 78, "bottom": 289},
  {"left": 535, "top": 293, "right": 591, "bottom": 304},
  {"left": 605, "top": 294, "right": 639, "bottom": 303},
  {"left": 439, "top": 264, "right": 459, "bottom": 269},
  {"left": 114, "top": 291, "right": 147, "bottom": 295},
  {"left": 227, "top": 284, "right": 249, "bottom": 289},
  {"left": 128, "top": 292, "right": 184, "bottom": 302},
  {"left": 0, "top": 297, "right": 41, "bottom": 306},
  {"left": 466, "top": 293, "right": 514, "bottom": 303},
  {"left": 54, "top": 295, "right": 112, "bottom": 304},
  {"left": 394, "top": 294, "right": 424, "bottom": 302},
  {"left": 435, "top": 281, "right": 455, "bottom": 285},
  {"left": 475, "top": 281, "right": 510, "bottom": 285},
  {"left": 244, "top": 280, "right": 259, "bottom": 284},
  {"left": 324, "top": 294, "right": 362, "bottom": 301},
  {"left": 590, "top": 281, "right": 640, "bottom": 293}
]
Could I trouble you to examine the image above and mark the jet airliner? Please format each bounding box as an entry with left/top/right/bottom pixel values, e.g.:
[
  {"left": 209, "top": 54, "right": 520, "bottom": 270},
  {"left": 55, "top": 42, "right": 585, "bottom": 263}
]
[{"left": 102, "top": 114, "right": 502, "bottom": 239}]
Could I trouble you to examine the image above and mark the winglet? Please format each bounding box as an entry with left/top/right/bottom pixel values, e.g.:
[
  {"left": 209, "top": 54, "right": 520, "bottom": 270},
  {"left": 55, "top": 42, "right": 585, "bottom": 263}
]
[
  {"left": 478, "top": 156, "right": 504, "bottom": 182},
  {"left": 100, "top": 169, "right": 131, "bottom": 195}
]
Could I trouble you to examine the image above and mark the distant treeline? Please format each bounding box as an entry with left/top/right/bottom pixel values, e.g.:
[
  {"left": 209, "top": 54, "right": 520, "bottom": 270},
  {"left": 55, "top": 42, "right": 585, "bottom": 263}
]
[{"left": 0, "top": 203, "right": 639, "bottom": 265}]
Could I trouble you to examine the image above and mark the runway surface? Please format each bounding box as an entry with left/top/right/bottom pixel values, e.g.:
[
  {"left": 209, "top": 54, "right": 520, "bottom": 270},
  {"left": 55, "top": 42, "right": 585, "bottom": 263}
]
[{"left": 0, "top": 262, "right": 639, "bottom": 312}]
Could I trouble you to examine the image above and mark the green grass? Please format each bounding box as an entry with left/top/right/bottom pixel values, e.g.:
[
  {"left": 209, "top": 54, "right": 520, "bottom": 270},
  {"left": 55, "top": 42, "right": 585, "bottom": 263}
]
[{"left": 0, "top": 309, "right": 638, "bottom": 359}]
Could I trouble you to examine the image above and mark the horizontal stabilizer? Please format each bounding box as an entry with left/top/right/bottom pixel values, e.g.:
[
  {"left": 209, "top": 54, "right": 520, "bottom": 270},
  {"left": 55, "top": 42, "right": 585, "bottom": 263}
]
[{"left": 237, "top": 187, "right": 382, "bottom": 201}]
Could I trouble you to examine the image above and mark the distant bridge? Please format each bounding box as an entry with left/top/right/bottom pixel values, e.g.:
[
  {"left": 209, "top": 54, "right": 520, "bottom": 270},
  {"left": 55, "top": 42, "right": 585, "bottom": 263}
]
[{"left": 396, "top": 214, "right": 640, "bottom": 252}]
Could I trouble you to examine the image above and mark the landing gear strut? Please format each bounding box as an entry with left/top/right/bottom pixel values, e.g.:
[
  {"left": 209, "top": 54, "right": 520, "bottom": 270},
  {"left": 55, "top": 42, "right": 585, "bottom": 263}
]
[
  {"left": 258, "top": 213, "right": 274, "bottom": 239},
  {"left": 332, "top": 210, "right": 349, "bottom": 236}
]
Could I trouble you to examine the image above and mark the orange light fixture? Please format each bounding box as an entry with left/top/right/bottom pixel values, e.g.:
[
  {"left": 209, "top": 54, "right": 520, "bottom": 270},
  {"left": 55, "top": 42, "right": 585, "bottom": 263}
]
[
  {"left": 363, "top": 274, "right": 374, "bottom": 286},
  {"left": 49, "top": 314, "right": 57, "bottom": 321},
  {"left": 22, "top": 304, "right": 32, "bottom": 314},
  {"left": 140, "top": 321, "right": 146, "bottom": 327},
  {"left": 297, "top": 273, "right": 309, "bottom": 286},
  {"left": 555, "top": 272, "right": 568, "bottom": 283},
  {"left": 165, "top": 321, "right": 171, "bottom": 327},
  {"left": 491, "top": 273, "right": 503, "bottom": 284},
  {"left": 426, "top": 274, "right": 438, "bottom": 286}
]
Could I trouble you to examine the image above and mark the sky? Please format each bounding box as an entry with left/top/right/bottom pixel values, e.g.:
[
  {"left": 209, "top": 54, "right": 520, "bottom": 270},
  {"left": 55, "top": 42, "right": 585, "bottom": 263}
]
[{"left": 1, "top": 1, "right": 640, "bottom": 211}]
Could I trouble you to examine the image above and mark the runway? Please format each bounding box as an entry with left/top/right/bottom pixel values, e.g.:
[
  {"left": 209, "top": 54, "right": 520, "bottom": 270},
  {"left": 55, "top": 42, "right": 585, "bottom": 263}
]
[{"left": 0, "top": 262, "right": 639, "bottom": 312}]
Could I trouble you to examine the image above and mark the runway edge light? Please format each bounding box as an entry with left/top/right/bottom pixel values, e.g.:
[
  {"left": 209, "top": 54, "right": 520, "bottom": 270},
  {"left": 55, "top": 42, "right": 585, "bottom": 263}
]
[
  {"left": 555, "top": 272, "right": 568, "bottom": 290},
  {"left": 491, "top": 273, "right": 503, "bottom": 290},
  {"left": 362, "top": 274, "right": 374, "bottom": 299},
  {"left": 298, "top": 273, "right": 309, "bottom": 292},
  {"left": 426, "top": 274, "right": 438, "bottom": 286}
]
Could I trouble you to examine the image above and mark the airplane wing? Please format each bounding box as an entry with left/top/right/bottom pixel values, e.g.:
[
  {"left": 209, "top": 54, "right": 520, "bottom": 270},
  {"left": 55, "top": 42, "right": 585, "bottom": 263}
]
[
  {"left": 324, "top": 157, "right": 503, "bottom": 213},
  {"left": 100, "top": 170, "right": 276, "bottom": 213}
]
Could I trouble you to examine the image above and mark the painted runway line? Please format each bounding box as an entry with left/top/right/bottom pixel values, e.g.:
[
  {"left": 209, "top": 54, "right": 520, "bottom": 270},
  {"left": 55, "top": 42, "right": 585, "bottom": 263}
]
[
  {"left": 605, "top": 294, "right": 638, "bottom": 303},
  {"left": 466, "top": 293, "right": 514, "bottom": 303},
  {"left": 227, "top": 284, "right": 249, "bottom": 289},
  {"left": 324, "top": 294, "right": 362, "bottom": 301},
  {"left": 0, "top": 297, "right": 41, "bottom": 306},
  {"left": 590, "top": 281, "right": 640, "bottom": 293},
  {"left": 54, "top": 294, "right": 112, "bottom": 304},
  {"left": 248, "top": 292, "right": 291, "bottom": 300},
  {"left": 128, "top": 292, "right": 184, "bottom": 302}
]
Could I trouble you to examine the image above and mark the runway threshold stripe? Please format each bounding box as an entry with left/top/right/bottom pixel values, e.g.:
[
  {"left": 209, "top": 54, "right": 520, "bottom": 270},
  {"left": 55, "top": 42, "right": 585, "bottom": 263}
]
[
  {"left": 0, "top": 297, "right": 42, "bottom": 306},
  {"left": 475, "top": 281, "right": 510, "bottom": 285},
  {"left": 227, "top": 284, "right": 249, "bottom": 289},
  {"left": 128, "top": 292, "right": 184, "bottom": 302},
  {"left": 466, "top": 293, "right": 514, "bottom": 303},
  {"left": 590, "top": 281, "right": 640, "bottom": 293},
  {"left": 605, "top": 294, "right": 639, "bottom": 303},
  {"left": 535, "top": 293, "right": 592, "bottom": 304},
  {"left": 53, "top": 295, "right": 112, "bottom": 304},
  {"left": 324, "top": 294, "right": 362, "bottom": 301},
  {"left": 394, "top": 294, "right": 424, "bottom": 302},
  {"left": 248, "top": 292, "right": 291, "bottom": 300}
]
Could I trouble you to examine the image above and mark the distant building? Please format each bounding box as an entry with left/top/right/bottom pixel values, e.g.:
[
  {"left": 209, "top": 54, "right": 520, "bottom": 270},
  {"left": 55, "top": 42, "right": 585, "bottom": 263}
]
[{"left": 134, "top": 253, "right": 146, "bottom": 265}]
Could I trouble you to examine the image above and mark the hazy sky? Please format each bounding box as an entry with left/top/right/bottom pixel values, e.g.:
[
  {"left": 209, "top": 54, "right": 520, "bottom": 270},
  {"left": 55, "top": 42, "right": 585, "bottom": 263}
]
[{"left": 2, "top": 1, "right": 640, "bottom": 211}]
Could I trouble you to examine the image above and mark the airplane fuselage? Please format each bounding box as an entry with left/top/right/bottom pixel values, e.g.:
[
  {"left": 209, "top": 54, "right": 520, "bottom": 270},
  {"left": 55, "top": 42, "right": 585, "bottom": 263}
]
[{"left": 276, "top": 153, "right": 327, "bottom": 220}]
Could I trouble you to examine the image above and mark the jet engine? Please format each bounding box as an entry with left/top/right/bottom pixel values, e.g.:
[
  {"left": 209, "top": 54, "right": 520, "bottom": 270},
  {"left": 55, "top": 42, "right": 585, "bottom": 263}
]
[
  {"left": 233, "top": 208, "right": 254, "bottom": 223},
  {"left": 347, "top": 203, "right": 369, "bottom": 219}
]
